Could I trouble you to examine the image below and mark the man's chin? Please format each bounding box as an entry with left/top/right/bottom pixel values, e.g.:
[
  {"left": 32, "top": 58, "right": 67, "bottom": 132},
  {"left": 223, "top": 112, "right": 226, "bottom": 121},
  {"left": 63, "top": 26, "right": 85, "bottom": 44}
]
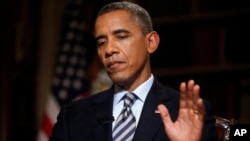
[{"left": 109, "top": 75, "right": 127, "bottom": 85}]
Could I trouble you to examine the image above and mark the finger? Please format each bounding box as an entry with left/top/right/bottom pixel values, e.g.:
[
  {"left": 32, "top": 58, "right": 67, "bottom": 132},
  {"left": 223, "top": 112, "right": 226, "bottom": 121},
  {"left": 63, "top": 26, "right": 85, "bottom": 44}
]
[
  {"left": 192, "top": 98, "right": 206, "bottom": 121},
  {"left": 191, "top": 87, "right": 206, "bottom": 118},
  {"left": 186, "top": 80, "right": 204, "bottom": 116},
  {"left": 187, "top": 80, "right": 195, "bottom": 108},
  {"left": 193, "top": 84, "right": 200, "bottom": 99},
  {"left": 197, "top": 98, "right": 206, "bottom": 116},
  {"left": 179, "top": 82, "right": 187, "bottom": 108},
  {"left": 191, "top": 84, "right": 200, "bottom": 111},
  {"left": 187, "top": 79, "right": 196, "bottom": 97},
  {"left": 158, "top": 104, "right": 173, "bottom": 126},
  {"left": 187, "top": 79, "right": 195, "bottom": 90}
]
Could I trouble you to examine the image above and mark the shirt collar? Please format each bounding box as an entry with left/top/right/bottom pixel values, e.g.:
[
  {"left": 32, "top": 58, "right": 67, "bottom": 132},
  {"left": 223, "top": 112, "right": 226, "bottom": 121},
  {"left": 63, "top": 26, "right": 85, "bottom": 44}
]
[{"left": 113, "top": 74, "right": 154, "bottom": 105}]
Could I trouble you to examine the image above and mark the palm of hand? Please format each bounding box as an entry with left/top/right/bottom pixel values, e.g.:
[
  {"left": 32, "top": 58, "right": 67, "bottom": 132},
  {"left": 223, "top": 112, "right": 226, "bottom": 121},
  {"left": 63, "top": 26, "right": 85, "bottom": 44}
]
[{"left": 158, "top": 80, "right": 205, "bottom": 141}]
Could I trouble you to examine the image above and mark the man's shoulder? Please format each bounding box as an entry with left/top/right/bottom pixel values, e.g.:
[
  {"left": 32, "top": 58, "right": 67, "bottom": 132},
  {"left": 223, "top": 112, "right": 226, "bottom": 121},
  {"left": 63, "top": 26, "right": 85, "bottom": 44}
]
[
  {"left": 68, "top": 88, "right": 112, "bottom": 107},
  {"left": 152, "top": 78, "right": 180, "bottom": 96}
]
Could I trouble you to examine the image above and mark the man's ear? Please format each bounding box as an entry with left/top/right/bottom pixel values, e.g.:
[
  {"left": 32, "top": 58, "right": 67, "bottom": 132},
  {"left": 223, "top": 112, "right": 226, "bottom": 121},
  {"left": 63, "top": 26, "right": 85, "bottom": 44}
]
[{"left": 146, "top": 31, "right": 160, "bottom": 54}]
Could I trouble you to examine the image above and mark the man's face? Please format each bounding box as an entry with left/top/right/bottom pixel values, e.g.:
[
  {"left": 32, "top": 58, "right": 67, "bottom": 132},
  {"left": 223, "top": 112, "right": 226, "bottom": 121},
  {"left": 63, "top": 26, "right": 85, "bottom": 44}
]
[{"left": 94, "top": 10, "right": 151, "bottom": 88}]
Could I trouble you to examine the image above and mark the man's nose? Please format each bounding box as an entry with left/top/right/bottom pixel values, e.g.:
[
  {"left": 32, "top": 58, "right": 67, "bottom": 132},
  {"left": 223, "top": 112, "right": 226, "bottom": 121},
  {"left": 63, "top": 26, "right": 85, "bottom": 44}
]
[{"left": 105, "top": 41, "right": 118, "bottom": 58}]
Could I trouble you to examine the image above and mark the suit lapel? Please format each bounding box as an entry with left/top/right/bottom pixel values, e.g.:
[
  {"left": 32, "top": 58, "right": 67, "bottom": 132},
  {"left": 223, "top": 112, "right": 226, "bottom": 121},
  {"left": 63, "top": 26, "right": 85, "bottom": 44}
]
[
  {"left": 133, "top": 79, "right": 171, "bottom": 141},
  {"left": 88, "top": 79, "right": 179, "bottom": 141},
  {"left": 89, "top": 87, "right": 114, "bottom": 141}
]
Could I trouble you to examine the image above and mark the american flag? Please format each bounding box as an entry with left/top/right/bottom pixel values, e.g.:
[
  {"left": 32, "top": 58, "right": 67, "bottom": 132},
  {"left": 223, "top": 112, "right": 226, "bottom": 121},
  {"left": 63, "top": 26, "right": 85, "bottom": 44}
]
[{"left": 36, "top": 1, "right": 92, "bottom": 140}]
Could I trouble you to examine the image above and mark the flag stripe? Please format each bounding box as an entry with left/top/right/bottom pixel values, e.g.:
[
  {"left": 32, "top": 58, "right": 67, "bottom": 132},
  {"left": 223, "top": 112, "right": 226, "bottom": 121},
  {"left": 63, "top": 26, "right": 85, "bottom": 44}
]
[
  {"left": 42, "top": 114, "right": 53, "bottom": 137},
  {"left": 37, "top": 131, "right": 47, "bottom": 141},
  {"left": 37, "top": 1, "right": 91, "bottom": 141},
  {"left": 46, "top": 94, "right": 60, "bottom": 123}
]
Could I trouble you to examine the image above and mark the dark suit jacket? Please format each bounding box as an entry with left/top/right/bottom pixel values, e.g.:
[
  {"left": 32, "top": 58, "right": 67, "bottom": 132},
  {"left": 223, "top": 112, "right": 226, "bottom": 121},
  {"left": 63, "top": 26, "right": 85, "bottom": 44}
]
[{"left": 49, "top": 79, "right": 218, "bottom": 141}]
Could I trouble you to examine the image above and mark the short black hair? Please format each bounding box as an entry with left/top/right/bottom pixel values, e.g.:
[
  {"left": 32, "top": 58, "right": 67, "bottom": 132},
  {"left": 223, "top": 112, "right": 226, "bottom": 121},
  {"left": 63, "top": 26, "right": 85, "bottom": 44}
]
[{"left": 96, "top": 1, "right": 153, "bottom": 35}]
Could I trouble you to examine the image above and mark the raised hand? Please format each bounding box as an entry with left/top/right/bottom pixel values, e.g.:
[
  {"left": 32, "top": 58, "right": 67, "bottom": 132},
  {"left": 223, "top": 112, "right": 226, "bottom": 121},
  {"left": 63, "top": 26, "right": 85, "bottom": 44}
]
[{"left": 158, "top": 79, "right": 205, "bottom": 141}]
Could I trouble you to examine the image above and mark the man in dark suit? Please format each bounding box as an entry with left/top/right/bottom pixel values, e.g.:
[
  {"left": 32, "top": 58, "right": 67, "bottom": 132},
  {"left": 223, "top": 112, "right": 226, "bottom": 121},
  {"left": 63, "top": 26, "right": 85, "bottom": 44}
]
[{"left": 49, "top": 1, "right": 218, "bottom": 141}]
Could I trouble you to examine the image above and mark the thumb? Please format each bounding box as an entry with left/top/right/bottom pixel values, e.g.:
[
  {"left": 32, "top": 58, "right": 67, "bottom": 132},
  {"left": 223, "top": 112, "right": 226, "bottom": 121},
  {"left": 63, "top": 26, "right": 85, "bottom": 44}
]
[{"left": 158, "top": 104, "right": 172, "bottom": 126}]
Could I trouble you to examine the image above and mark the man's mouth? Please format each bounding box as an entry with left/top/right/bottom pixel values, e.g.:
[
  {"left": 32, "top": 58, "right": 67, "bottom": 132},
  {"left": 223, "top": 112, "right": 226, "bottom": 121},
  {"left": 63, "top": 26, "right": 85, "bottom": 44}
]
[{"left": 107, "top": 61, "right": 123, "bottom": 69}]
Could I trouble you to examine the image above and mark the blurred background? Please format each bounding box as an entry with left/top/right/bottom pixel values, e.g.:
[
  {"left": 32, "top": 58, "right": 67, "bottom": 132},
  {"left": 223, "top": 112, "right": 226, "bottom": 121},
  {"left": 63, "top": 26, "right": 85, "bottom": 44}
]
[{"left": 1, "top": 0, "right": 250, "bottom": 141}]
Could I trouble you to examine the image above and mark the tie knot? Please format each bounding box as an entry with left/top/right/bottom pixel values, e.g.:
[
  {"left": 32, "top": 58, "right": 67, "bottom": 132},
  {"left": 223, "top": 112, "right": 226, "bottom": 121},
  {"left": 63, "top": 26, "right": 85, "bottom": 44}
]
[{"left": 123, "top": 92, "right": 138, "bottom": 107}]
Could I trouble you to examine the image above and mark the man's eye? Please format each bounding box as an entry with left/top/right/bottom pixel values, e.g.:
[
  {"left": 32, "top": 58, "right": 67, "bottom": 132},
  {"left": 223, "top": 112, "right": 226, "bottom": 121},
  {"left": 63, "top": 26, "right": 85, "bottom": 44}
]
[
  {"left": 119, "top": 36, "right": 126, "bottom": 39},
  {"left": 97, "top": 40, "right": 106, "bottom": 47},
  {"left": 117, "top": 34, "right": 128, "bottom": 39}
]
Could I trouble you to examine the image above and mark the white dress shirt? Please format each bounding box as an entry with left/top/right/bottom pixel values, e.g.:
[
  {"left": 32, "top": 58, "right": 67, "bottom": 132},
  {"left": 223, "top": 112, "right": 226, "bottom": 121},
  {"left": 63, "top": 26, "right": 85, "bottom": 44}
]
[{"left": 112, "top": 74, "right": 154, "bottom": 128}]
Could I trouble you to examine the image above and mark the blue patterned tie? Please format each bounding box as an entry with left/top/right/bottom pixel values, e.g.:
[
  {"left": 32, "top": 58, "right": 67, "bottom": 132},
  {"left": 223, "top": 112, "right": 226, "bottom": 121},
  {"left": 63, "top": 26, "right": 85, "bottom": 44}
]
[{"left": 113, "top": 92, "right": 138, "bottom": 141}]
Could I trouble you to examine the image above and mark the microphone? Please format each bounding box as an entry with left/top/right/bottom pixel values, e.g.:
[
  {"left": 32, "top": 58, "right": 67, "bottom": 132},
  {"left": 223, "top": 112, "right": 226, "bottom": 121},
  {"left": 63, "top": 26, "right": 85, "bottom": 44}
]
[{"left": 96, "top": 112, "right": 114, "bottom": 124}]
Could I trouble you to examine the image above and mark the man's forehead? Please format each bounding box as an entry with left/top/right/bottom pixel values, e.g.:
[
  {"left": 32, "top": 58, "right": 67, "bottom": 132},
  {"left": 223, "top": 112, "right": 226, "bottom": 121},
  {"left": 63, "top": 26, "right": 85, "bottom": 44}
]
[
  {"left": 94, "top": 11, "right": 137, "bottom": 35},
  {"left": 96, "top": 10, "right": 132, "bottom": 22}
]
